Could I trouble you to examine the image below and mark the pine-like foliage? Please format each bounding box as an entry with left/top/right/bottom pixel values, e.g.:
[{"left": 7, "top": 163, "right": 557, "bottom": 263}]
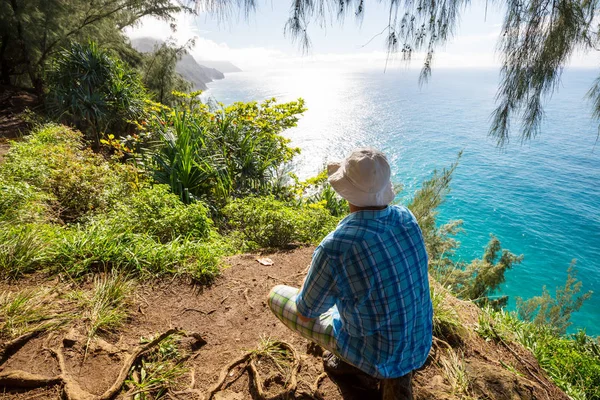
[
  {"left": 517, "top": 261, "right": 593, "bottom": 335},
  {"left": 447, "top": 235, "right": 523, "bottom": 310},
  {"left": 0, "top": 0, "right": 180, "bottom": 90}
]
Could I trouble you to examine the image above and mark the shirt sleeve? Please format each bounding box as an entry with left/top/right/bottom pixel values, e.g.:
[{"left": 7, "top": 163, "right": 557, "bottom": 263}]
[{"left": 296, "top": 245, "right": 338, "bottom": 318}]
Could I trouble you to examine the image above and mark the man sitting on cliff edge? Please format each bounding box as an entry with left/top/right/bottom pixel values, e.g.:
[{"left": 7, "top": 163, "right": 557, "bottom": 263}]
[{"left": 268, "top": 147, "right": 433, "bottom": 399}]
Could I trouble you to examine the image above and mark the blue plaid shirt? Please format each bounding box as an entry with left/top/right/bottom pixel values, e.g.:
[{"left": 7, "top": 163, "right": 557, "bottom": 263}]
[{"left": 296, "top": 205, "right": 432, "bottom": 378}]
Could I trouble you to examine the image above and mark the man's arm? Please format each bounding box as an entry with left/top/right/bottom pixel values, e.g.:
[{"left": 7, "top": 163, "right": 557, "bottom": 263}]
[{"left": 296, "top": 245, "right": 338, "bottom": 321}]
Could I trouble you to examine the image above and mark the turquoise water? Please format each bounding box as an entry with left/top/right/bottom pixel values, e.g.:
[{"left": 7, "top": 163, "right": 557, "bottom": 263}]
[{"left": 203, "top": 68, "right": 600, "bottom": 335}]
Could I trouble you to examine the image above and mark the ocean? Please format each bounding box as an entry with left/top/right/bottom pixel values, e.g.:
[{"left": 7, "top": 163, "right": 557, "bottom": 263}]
[{"left": 203, "top": 68, "right": 600, "bottom": 335}]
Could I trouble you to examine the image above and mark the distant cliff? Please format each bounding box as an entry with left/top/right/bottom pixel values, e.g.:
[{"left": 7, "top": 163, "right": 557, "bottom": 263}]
[
  {"left": 130, "top": 38, "right": 241, "bottom": 90},
  {"left": 194, "top": 59, "right": 242, "bottom": 73}
]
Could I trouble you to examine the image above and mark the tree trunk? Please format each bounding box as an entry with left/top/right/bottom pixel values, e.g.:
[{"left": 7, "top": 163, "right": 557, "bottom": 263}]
[
  {"left": 0, "top": 35, "right": 11, "bottom": 85},
  {"left": 8, "top": 0, "right": 39, "bottom": 90}
]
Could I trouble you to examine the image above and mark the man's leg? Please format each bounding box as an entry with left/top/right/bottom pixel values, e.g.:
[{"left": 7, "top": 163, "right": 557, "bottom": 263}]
[
  {"left": 267, "top": 285, "right": 337, "bottom": 353},
  {"left": 268, "top": 285, "right": 372, "bottom": 378},
  {"left": 381, "top": 372, "right": 413, "bottom": 400}
]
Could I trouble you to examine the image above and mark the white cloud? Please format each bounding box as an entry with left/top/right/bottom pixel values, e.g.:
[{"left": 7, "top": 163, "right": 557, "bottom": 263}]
[{"left": 124, "top": 13, "right": 599, "bottom": 71}]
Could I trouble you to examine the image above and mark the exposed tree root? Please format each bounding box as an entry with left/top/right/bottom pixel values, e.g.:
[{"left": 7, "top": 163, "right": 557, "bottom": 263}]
[
  {"left": 0, "top": 328, "right": 184, "bottom": 400},
  {"left": 0, "top": 370, "right": 62, "bottom": 388},
  {"left": 296, "top": 373, "right": 327, "bottom": 400},
  {"left": 207, "top": 352, "right": 253, "bottom": 399},
  {"left": 207, "top": 340, "right": 324, "bottom": 400}
]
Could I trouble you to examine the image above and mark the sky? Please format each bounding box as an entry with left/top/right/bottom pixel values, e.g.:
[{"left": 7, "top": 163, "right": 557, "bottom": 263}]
[{"left": 125, "top": 0, "right": 599, "bottom": 71}]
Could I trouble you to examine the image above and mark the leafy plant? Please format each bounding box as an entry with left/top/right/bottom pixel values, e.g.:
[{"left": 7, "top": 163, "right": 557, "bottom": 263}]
[
  {"left": 46, "top": 42, "right": 147, "bottom": 145},
  {"left": 144, "top": 97, "right": 305, "bottom": 207},
  {"left": 297, "top": 169, "right": 349, "bottom": 217},
  {"left": 148, "top": 109, "right": 230, "bottom": 206}
]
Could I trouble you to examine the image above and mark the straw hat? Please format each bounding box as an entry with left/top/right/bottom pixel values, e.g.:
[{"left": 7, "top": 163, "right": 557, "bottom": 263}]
[{"left": 327, "top": 148, "right": 395, "bottom": 207}]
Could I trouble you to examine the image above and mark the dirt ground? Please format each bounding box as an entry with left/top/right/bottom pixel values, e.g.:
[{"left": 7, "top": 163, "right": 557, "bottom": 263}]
[
  {"left": 0, "top": 86, "right": 39, "bottom": 140},
  {"left": 0, "top": 247, "right": 569, "bottom": 400}
]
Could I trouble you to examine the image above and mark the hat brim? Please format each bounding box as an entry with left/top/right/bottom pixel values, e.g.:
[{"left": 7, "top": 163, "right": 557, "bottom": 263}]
[
  {"left": 327, "top": 161, "right": 342, "bottom": 176},
  {"left": 328, "top": 164, "right": 395, "bottom": 207}
]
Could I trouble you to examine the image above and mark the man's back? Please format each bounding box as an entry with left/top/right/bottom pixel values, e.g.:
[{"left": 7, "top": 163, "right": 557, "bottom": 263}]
[{"left": 297, "top": 205, "right": 432, "bottom": 378}]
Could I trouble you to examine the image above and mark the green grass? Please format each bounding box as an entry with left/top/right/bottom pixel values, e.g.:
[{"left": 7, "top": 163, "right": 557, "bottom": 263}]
[
  {"left": 0, "top": 288, "right": 66, "bottom": 338},
  {"left": 476, "top": 308, "right": 600, "bottom": 400},
  {"left": 76, "top": 272, "right": 134, "bottom": 343},
  {"left": 0, "top": 224, "right": 54, "bottom": 278},
  {"left": 126, "top": 333, "right": 188, "bottom": 399},
  {"left": 439, "top": 349, "right": 470, "bottom": 396},
  {"left": 431, "top": 285, "right": 464, "bottom": 342},
  {"left": 0, "top": 124, "right": 229, "bottom": 282}
]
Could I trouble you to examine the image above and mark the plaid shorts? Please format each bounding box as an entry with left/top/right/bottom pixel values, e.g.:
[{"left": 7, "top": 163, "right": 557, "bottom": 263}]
[{"left": 268, "top": 285, "right": 338, "bottom": 353}]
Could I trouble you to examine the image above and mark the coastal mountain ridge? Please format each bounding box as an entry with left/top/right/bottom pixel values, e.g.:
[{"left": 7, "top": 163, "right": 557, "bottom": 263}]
[{"left": 130, "top": 37, "right": 241, "bottom": 90}]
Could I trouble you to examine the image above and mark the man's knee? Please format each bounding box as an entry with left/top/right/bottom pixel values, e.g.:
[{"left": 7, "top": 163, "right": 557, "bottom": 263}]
[{"left": 267, "top": 284, "right": 291, "bottom": 313}]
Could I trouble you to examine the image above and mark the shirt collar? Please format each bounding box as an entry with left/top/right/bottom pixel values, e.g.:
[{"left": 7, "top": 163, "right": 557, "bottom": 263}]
[{"left": 339, "top": 206, "right": 392, "bottom": 225}]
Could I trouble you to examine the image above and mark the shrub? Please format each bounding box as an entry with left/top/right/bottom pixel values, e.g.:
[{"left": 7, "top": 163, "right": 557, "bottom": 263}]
[
  {"left": 298, "top": 169, "right": 350, "bottom": 217},
  {"left": 145, "top": 97, "right": 305, "bottom": 206},
  {"left": 408, "top": 153, "right": 463, "bottom": 267},
  {"left": 442, "top": 235, "right": 523, "bottom": 310},
  {"left": 99, "top": 184, "right": 212, "bottom": 243},
  {"left": 46, "top": 42, "right": 147, "bottom": 145},
  {"left": 0, "top": 124, "right": 138, "bottom": 223},
  {"left": 223, "top": 196, "right": 339, "bottom": 249},
  {"left": 516, "top": 262, "right": 592, "bottom": 335}
]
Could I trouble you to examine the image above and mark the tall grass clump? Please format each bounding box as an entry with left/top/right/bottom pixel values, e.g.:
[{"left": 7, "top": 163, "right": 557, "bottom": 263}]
[
  {"left": 49, "top": 223, "right": 223, "bottom": 282},
  {"left": 430, "top": 285, "right": 463, "bottom": 343},
  {"left": 0, "top": 288, "right": 67, "bottom": 338},
  {"left": 77, "top": 272, "right": 134, "bottom": 342},
  {"left": 0, "top": 224, "right": 55, "bottom": 278}
]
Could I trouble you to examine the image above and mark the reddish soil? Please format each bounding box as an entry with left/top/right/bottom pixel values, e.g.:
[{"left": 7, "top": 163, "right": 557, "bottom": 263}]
[{"left": 0, "top": 247, "right": 569, "bottom": 399}]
